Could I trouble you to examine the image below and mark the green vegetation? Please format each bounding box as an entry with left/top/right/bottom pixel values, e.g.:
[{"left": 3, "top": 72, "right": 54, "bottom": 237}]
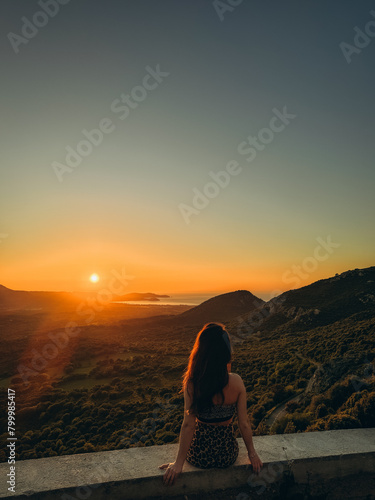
[
  {"left": 0, "top": 310, "right": 373, "bottom": 462},
  {"left": 0, "top": 267, "right": 374, "bottom": 462}
]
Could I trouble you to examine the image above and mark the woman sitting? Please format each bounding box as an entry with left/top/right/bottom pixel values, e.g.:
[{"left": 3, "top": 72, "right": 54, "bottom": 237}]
[{"left": 159, "top": 322, "right": 263, "bottom": 485}]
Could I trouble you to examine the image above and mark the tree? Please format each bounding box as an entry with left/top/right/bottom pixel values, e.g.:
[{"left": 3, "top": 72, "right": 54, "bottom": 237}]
[
  {"left": 284, "top": 420, "right": 296, "bottom": 434},
  {"left": 324, "top": 414, "right": 361, "bottom": 430}
]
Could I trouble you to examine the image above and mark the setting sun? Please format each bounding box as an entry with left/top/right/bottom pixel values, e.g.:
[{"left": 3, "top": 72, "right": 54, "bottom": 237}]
[{"left": 89, "top": 273, "right": 100, "bottom": 283}]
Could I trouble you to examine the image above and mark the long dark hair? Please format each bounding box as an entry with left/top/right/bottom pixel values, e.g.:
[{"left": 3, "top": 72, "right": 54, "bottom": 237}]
[{"left": 181, "top": 322, "right": 233, "bottom": 415}]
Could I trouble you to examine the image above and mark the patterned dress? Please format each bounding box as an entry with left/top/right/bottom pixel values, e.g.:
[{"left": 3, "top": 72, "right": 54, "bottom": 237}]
[{"left": 186, "top": 403, "right": 239, "bottom": 468}]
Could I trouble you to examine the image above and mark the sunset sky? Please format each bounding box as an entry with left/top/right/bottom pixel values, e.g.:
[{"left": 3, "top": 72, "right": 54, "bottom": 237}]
[{"left": 1, "top": 0, "right": 374, "bottom": 299}]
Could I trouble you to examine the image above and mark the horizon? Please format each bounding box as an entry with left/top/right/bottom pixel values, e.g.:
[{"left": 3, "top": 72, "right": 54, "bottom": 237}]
[
  {"left": 1, "top": 1, "right": 374, "bottom": 297},
  {"left": 1, "top": 264, "right": 373, "bottom": 302},
  {"left": 1, "top": 1, "right": 374, "bottom": 484}
]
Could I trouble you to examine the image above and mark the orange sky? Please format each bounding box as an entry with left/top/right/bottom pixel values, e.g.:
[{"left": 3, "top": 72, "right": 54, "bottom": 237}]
[
  {"left": 2, "top": 2, "right": 374, "bottom": 299},
  {"left": 1, "top": 231, "right": 371, "bottom": 300}
]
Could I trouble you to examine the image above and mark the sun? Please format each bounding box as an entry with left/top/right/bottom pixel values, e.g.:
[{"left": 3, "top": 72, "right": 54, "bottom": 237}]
[{"left": 89, "top": 273, "right": 100, "bottom": 283}]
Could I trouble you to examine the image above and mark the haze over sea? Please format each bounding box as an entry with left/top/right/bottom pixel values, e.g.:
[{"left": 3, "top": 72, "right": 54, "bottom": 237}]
[{"left": 114, "top": 293, "right": 215, "bottom": 307}]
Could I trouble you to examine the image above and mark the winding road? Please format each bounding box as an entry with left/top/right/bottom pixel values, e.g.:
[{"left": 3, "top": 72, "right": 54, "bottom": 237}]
[{"left": 263, "top": 351, "right": 322, "bottom": 427}]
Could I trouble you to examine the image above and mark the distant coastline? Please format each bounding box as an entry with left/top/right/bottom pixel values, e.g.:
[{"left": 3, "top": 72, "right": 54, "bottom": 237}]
[
  {"left": 115, "top": 292, "right": 170, "bottom": 302},
  {"left": 113, "top": 293, "right": 214, "bottom": 307}
]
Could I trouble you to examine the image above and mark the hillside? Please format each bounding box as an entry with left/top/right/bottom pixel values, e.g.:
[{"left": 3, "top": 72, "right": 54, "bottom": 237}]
[
  {"left": 0, "top": 284, "right": 79, "bottom": 311},
  {"left": 224, "top": 265, "right": 375, "bottom": 435},
  {"left": 230, "top": 266, "right": 375, "bottom": 338},
  {"left": 114, "top": 292, "right": 170, "bottom": 301},
  {"left": 176, "top": 290, "right": 265, "bottom": 326},
  {"left": 0, "top": 266, "right": 374, "bottom": 463}
]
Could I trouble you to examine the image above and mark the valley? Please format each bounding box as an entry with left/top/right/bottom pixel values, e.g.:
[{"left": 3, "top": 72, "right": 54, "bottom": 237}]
[{"left": 0, "top": 266, "right": 374, "bottom": 462}]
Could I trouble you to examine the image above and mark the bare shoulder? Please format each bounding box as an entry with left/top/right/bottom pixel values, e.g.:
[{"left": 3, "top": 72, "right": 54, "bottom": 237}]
[{"left": 229, "top": 372, "right": 245, "bottom": 389}]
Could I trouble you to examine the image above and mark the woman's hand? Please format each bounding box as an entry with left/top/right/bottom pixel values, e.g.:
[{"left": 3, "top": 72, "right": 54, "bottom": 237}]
[
  {"left": 159, "top": 461, "right": 183, "bottom": 486},
  {"left": 248, "top": 451, "right": 263, "bottom": 474}
]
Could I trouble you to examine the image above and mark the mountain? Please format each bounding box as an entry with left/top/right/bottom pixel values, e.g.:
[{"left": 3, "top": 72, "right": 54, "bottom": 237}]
[
  {"left": 175, "top": 290, "right": 265, "bottom": 326},
  {"left": 0, "top": 286, "right": 170, "bottom": 310},
  {"left": 229, "top": 266, "right": 375, "bottom": 337},
  {"left": 114, "top": 292, "right": 170, "bottom": 302},
  {"left": 2, "top": 267, "right": 374, "bottom": 460},
  {"left": 0, "top": 284, "right": 79, "bottom": 311}
]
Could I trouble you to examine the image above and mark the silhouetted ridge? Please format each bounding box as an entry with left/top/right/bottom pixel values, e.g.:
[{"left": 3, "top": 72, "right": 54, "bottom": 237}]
[
  {"left": 0, "top": 284, "right": 78, "bottom": 310},
  {"left": 177, "top": 290, "right": 265, "bottom": 325},
  {"left": 231, "top": 266, "right": 375, "bottom": 335},
  {"left": 115, "top": 292, "right": 170, "bottom": 301}
]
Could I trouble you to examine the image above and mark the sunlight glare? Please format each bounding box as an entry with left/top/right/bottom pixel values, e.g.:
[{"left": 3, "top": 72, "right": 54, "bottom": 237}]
[{"left": 90, "top": 273, "right": 100, "bottom": 283}]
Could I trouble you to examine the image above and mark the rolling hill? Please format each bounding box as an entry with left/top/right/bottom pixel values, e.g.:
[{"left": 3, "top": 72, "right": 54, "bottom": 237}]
[
  {"left": 175, "top": 290, "right": 265, "bottom": 326},
  {"left": 0, "top": 266, "right": 374, "bottom": 462},
  {"left": 229, "top": 266, "right": 375, "bottom": 337},
  {"left": 0, "top": 284, "right": 79, "bottom": 311}
]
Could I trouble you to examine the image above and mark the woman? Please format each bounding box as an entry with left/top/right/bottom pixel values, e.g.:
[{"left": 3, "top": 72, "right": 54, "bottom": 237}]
[{"left": 159, "top": 322, "right": 263, "bottom": 486}]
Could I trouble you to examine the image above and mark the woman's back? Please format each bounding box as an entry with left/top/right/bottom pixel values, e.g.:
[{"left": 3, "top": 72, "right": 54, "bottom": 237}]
[
  {"left": 159, "top": 323, "right": 263, "bottom": 480},
  {"left": 196, "top": 373, "right": 241, "bottom": 423},
  {"left": 186, "top": 371, "right": 243, "bottom": 467},
  {"left": 209, "top": 372, "right": 239, "bottom": 405}
]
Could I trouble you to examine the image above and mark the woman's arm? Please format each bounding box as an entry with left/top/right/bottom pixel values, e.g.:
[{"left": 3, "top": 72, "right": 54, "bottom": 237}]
[
  {"left": 159, "top": 382, "right": 196, "bottom": 485},
  {"left": 235, "top": 374, "right": 263, "bottom": 473},
  {"left": 175, "top": 381, "right": 196, "bottom": 465},
  {"left": 174, "top": 415, "right": 196, "bottom": 466}
]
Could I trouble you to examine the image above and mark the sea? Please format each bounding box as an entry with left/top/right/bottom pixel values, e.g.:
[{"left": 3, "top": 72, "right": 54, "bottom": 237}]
[{"left": 113, "top": 293, "right": 215, "bottom": 307}]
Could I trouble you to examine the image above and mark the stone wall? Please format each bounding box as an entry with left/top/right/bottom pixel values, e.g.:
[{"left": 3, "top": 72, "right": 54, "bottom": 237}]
[{"left": 1, "top": 428, "right": 375, "bottom": 499}]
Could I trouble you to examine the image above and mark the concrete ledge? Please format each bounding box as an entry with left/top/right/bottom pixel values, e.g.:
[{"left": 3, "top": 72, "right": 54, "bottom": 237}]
[{"left": 1, "top": 429, "right": 375, "bottom": 499}]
